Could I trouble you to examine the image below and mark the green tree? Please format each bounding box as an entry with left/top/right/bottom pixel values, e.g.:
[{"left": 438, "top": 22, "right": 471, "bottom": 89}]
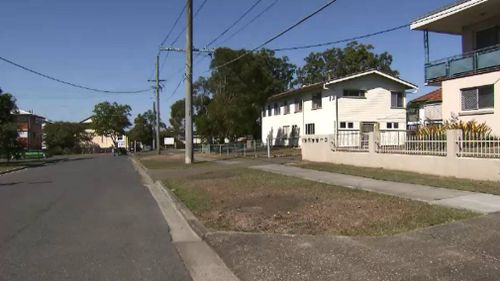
[
  {"left": 44, "top": 122, "right": 90, "bottom": 155},
  {"left": 296, "top": 41, "right": 399, "bottom": 85},
  {"left": 91, "top": 102, "right": 131, "bottom": 148},
  {"left": 128, "top": 113, "right": 153, "bottom": 146},
  {"left": 169, "top": 99, "right": 185, "bottom": 140},
  {"left": 0, "top": 90, "right": 20, "bottom": 160},
  {"left": 195, "top": 48, "right": 296, "bottom": 141}
]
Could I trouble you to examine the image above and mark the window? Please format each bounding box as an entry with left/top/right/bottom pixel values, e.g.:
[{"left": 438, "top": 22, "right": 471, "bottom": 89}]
[
  {"left": 343, "top": 89, "right": 366, "bottom": 97},
  {"left": 294, "top": 98, "right": 302, "bottom": 113},
  {"left": 391, "top": 92, "right": 404, "bottom": 108},
  {"left": 291, "top": 125, "right": 299, "bottom": 137},
  {"left": 461, "top": 85, "right": 494, "bottom": 111},
  {"left": 386, "top": 122, "right": 399, "bottom": 129},
  {"left": 273, "top": 103, "right": 281, "bottom": 115},
  {"left": 312, "top": 93, "right": 322, "bottom": 110},
  {"left": 267, "top": 105, "right": 272, "bottom": 116},
  {"left": 305, "top": 123, "right": 315, "bottom": 135},
  {"left": 476, "top": 26, "right": 499, "bottom": 50},
  {"left": 284, "top": 101, "right": 290, "bottom": 115},
  {"left": 339, "top": 122, "right": 354, "bottom": 129}
]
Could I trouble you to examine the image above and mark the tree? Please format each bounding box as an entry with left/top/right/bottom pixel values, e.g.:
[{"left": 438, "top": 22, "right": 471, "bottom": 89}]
[
  {"left": 296, "top": 41, "right": 399, "bottom": 85},
  {"left": 169, "top": 99, "right": 185, "bottom": 140},
  {"left": 194, "top": 48, "right": 296, "bottom": 141},
  {"left": 128, "top": 113, "right": 153, "bottom": 146},
  {"left": 0, "top": 90, "right": 21, "bottom": 160},
  {"left": 44, "top": 122, "right": 91, "bottom": 155},
  {"left": 91, "top": 102, "right": 131, "bottom": 148}
]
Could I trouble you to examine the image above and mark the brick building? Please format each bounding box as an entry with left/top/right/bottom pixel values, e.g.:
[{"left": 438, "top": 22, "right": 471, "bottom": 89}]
[{"left": 15, "top": 109, "right": 45, "bottom": 150}]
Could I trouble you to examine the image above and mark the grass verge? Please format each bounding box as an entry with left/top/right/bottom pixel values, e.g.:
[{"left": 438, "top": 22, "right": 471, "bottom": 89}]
[
  {"left": 297, "top": 161, "right": 500, "bottom": 195},
  {"left": 150, "top": 157, "right": 477, "bottom": 236}
]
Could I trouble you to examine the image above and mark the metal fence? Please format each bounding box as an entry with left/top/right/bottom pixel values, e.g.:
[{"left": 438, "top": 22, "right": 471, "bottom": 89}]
[
  {"left": 376, "top": 130, "right": 447, "bottom": 156},
  {"left": 200, "top": 138, "right": 301, "bottom": 159},
  {"left": 457, "top": 132, "right": 500, "bottom": 159}
]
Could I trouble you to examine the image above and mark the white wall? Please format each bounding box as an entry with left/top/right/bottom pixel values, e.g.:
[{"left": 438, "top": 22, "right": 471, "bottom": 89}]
[{"left": 441, "top": 71, "right": 500, "bottom": 135}]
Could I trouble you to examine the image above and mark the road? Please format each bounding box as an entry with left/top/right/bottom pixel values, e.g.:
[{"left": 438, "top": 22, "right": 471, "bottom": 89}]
[{"left": 0, "top": 156, "right": 191, "bottom": 281}]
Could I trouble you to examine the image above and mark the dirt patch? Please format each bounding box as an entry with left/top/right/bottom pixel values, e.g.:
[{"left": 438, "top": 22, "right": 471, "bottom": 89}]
[{"left": 149, "top": 156, "right": 476, "bottom": 236}]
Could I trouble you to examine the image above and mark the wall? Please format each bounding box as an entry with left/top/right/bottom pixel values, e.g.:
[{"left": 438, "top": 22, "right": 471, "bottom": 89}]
[
  {"left": 441, "top": 71, "right": 500, "bottom": 134},
  {"left": 424, "top": 103, "right": 443, "bottom": 122},
  {"left": 302, "top": 134, "right": 500, "bottom": 182}
]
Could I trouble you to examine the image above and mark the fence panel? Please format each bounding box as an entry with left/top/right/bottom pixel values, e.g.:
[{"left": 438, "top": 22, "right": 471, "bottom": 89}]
[
  {"left": 200, "top": 138, "right": 301, "bottom": 159},
  {"left": 332, "top": 130, "right": 369, "bottom": 152},
  {"left": 377, "top": 130, "right": 447, "bottom": 156},
  {"left": 458, "top": 132, "right": 500, "bottom": 159}
]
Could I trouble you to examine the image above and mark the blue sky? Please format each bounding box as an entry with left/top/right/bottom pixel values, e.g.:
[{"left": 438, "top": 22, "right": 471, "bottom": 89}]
[{"left": 0, "top": 0, "right": 461, "bottom": 123}]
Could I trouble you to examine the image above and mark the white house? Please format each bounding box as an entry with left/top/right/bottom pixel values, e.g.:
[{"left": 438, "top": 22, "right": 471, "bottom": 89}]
[
  {"left": 81, "top": 117, "right": 129, "bottom": 150},
  {"left": 407, "top": 88, "right": 443, "bottom": 129},
  {"left": 411, "top": 0, "right": 500, "bottom": 134},
  {"left": 261, "top": 70, "right": 418, "bottom": 147}
]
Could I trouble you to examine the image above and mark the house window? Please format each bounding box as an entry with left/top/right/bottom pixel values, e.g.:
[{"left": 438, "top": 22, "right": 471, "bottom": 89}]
[
  {"left": 282, "top": 126, "right": 290, "bottom": 138},
  {"left": 305, "top": 123, "right": 315, "bottom": 135},
  {"left": 284, "top": 101, "right": 290, "bottom": 115},
  {"left": 386, "top": 122, "right": 399, "bottom": 129},
  {"left": 339, "top": 122, "right": 354, "bottom": 129},
  {"left": 343, "top": 89, "right": 366, "bottom": 97},
  {"left": 312, "top": 93, "right": 322, "bottom": 110},
  {"left": 291, "top": 125, "right": 299, "bottom": 137},
  {"left": 294, "top": 98, "right": 302, "bottom": 113},
  {"left": 461, "top": 85, "right": 494, "bottom": 111},
  {"left": 273, "top": 103, "right": 281, "bottom": 115},
  {"left": 267, "top": 105, "right": 272, "bottom": 116},
  {"left": 391, "top": 92, "right": 404, "bottom": 108}
]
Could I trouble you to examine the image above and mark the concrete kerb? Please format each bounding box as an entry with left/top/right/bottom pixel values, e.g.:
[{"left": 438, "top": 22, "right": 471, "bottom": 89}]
[
  {"left": 129, "top": 156, "right": 240, "bottom": 281},
  {"left": 0, "top": 166, "right": 26, "bottom": 175}
]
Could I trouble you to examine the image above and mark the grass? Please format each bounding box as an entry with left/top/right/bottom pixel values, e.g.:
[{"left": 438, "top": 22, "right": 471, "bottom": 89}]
[
  {"left": 297, "top": 162, "right": 500, "bottom": 195},
  {"left": 0, "top": 166, "right": 19, "bottom": 172},
  {"left": 149, "top": 157, "right": 477, "bottom": 236}
]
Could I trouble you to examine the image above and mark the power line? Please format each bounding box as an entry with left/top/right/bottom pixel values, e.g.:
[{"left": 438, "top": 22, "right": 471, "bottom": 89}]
[
  {"left": 208, "top": 0, "right": 339, "bottom": 73},
  {"left": 204, "top": 0, "right": 264, "bottom": 48},
  {"left": 219, "top": 0, "right": 280, "bottom": 46},
  {"left": 272, "top": 23, "right": 411, "bottom": 52},
  {"left": 159, "top": 3, "right": 187, "bottom": 48},
  {"left": 0, "top": 55, "right": 151, "bottom": 94}
]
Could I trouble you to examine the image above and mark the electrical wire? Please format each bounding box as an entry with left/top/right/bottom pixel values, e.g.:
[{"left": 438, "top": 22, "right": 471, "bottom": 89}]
[
  {"left": 272, "top": 23, "right": 410, "bottom": 51},
  {"left": 0, "top": 55, "right": 151, "bottom": 94},
  {"left": 159, "top": 3, "right": 187, "bottom": 48}
]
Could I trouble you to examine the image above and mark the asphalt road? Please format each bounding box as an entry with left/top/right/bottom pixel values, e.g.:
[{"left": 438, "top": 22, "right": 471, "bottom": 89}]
[{"left": 0, "top": 155, "right": 192, "bottom": 281}]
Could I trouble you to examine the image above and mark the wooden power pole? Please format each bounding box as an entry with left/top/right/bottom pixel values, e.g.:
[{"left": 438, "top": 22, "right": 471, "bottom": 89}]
[{"left": 185, "top": 0, "right": 194, "bottom": 164}]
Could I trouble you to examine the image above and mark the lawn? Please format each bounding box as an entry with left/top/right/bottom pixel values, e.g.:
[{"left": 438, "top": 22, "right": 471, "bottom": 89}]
[
  {"left": 297, "top": 161, "right": 500, "bottom": 196},
  {"left": 152, "top": 157, "right": 476, "bottom": 236},
  {"left": 0, "top": 166, "right": 19, "bottom": 173}
]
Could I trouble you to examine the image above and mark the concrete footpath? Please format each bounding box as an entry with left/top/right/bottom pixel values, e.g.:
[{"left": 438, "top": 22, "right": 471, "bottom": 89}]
[
  {"left": 252, "top": 164, "right": 500, "bottom": 214},
  {"left": 130, "top": 157, "right": 240, "bottom": 281}
]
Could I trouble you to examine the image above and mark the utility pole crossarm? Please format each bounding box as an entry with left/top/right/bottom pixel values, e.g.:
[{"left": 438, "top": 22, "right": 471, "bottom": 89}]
[{"left": 160, "top": 47, "right": 214, "bottom": 54}]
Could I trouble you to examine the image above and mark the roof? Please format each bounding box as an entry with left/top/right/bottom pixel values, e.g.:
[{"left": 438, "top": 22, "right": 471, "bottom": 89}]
[
  {"left": 410, "top": 0, "right": 499, "bottom": 34},
  {"left": 411, "top": 88, "right": 442, "bottom": 104},
  {"left": 13, "top": 109, "right": 45, "bottom": 119},
  {"left": 267, "top": 70, "right": 417, "bottom": 101}
]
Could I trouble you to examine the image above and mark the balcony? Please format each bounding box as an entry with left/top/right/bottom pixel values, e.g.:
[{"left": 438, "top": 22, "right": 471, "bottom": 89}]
[{"left": 425, "top": 44, "right": 500, "bottom": 84}]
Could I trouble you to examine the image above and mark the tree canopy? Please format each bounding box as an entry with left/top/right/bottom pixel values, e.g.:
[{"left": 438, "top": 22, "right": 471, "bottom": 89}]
[
  {"left": 44, "top": 122, "right": 91, "bottom": 155},
  {"left": 0, "top": 90, "right": 20, "bottom": 160},
  {"left": 128, "top": 109, "right": 165, "bottom": 147},
  {"left": 296, "top": 41, "right": 399, "bottom": 85},
  {"left": 194, "top": 48, "right": 296, "bottom": 141},
  {"left": 91, "top": 102, "right": 131, "bottom": 148}
]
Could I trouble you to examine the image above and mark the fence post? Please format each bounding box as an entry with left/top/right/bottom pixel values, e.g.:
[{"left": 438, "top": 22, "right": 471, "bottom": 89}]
[
  {"left": 446, "top": 129, "right": 461, "bottom": 159},
  {"left": 368, "top": 132, "right": 376, "bottom": 154},
  {"left": 253, "top": 140, "right": 257, "bottom": 158},
  {"left": 243, "top": 143, "right": 246, "bottom": 157},
  {"left": 219, "top": 144, "right": 222, "bottom": 156},
  {"left": 267, "top": 137, "right": 271, "bottom": 158}
]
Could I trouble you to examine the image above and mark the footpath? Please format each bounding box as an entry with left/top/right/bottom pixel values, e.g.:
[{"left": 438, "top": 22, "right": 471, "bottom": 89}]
[{"left": 252, "top": 164, "right": 500, "bottom": 214}]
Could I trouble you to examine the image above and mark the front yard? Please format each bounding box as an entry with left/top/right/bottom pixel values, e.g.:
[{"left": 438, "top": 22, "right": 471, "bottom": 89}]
[
  {"left": 139, "top": 155, "right": 476, "bottom": 236},
  {"left": 297, "top": 161, "right": 500, "bottom": 195}
]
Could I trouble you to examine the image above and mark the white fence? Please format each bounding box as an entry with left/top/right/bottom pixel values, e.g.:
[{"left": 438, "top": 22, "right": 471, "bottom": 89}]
[
  {"left": 200, "top": 138, "right": 301, "bottom": 158},
  {"left": 458, "top": 132, "right": 500, "bottom": 159},
  {"left": 332, "top": 130, "right": 369, "bottom": 152},
  {"left": 377, "top": 130, "right": 447, "bottom": 156}
]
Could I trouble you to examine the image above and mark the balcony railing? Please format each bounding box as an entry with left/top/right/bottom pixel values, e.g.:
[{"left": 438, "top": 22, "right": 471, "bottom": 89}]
[{"left": 425, "top": 44, "right": 500, "bottom": 83}]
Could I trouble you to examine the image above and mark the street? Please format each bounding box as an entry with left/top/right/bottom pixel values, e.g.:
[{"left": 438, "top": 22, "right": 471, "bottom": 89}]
[{"left": 0, "top": 156, "right": 191, "bottom": 281}]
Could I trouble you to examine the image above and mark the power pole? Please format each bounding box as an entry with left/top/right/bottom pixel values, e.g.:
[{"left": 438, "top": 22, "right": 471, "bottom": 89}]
[
  {"left": 152, "top": 101, "right": 157, "bottom": 151},
  {"left": 185, "top": 0, "right": 194, "bottom": 164},
  {"left": 148, "top": 56, "right": 165, "bottom": 155}
]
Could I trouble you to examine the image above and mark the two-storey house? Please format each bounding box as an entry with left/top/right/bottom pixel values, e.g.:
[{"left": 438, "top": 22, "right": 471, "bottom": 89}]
[
  {"left": 407, "top": 88, "right": 443, "bottom": 130},
  {"left": 411, "top": 0, "right": 500, "bottom": 134},
  {"left": 261, "top": 70, "right": 418, "bottom": 146},
  {"left": 15, "top": 109, "right": 45, "bottom": 150}
]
